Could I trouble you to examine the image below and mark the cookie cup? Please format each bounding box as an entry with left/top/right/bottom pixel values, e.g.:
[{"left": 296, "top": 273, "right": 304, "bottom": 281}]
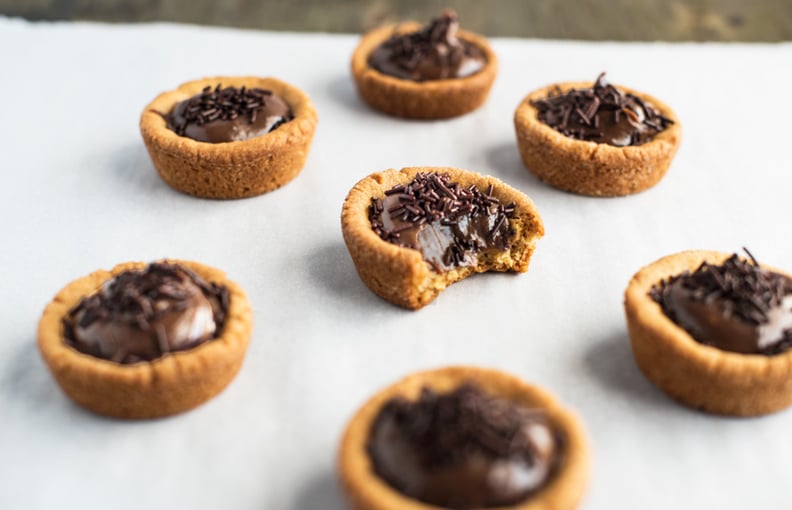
[
  {"left": 514, "top": 81, "right": 681, "bottom": 197},
  {"left": 624, "top": 250, "right": 792, "bottom": 416},
  {"left": 351, "top": 23, "right": 498, "bottom": 119},
  {"left": 140, "top": 76, "right": 318, "bottom": 199},
  {"left": 37, "top": 260, "right": 253, "bottom": 419},
  {"left": 338, "top": 365, "right": 589, "bottom": 510},
  {"left": 341, "top": 166, "right": 544, "bottom": 310}
]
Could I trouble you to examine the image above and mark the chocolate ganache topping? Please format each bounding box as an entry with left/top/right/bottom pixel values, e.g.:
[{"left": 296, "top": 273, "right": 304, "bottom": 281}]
[
  {"left": 368, "top": 10, "right": 486, "bottom": 82},
  {"left": 367, "top": 384, "right": 562, "bottom": 509},
  {"left": 531, "top": 73, "right": 673, "bottom": 147},
  {"left": 166, "top": 84, "right": 293, "bottom": 143},
  {"left": 63, "top": 262, "right": 229, "bottom": 364},
  {"left": 369, "top": 173, "right": 516, "bottom": 272},
  {"left": 650, "top": 250, "right": 792, "bottom": 355}
]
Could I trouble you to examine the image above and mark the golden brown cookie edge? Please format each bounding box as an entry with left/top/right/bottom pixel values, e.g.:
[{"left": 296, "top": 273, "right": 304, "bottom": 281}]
[
  {"left": 624, "top": 250, "right": 792, "bottom": 416},
  {"left": 514, "top": 81, "right": 682, "bottom": 197},
  {"left": 351, "top": 23, "right": 498, "bottom": 119},
  {"left": 37, "top": 259, "right": 253, "bottom": 419},
  {"left": 340, "top": 166, "right": 544, "bottom": 310},
  {"left": 337, "top": 365, "right": 590, "bottom": 510},
  {"left": 140, "top": 76, "right": 318, "bottom": 199}
]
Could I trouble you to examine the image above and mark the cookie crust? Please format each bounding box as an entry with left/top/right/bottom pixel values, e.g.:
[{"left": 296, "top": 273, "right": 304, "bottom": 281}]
[
  {"left": 140, "top": 76, "right": 318, "bottom": 199},
  {"left": 514, "top": 81, "right": 681, "bottom": 197},
  {"left": 37, "top": 260, "right": 253, "bottom": 419},
  {"left": 351, "top": 23, "right": 498, "bottom": 119},
  {"left": 341, "top": 166, "right": 544, "bottom": 310},
  {"left": 624, "top": 250, "right": 792, "bottom": 416},
  {"left": 338, "top": 365, "right": 589, "bottom": 510}
]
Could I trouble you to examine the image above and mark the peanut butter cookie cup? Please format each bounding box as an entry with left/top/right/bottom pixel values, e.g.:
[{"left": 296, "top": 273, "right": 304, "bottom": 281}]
[
  {"left": 341, "top": 166, "right": 544, "bottom": 309},
  {"left": 140, "top": 76, "right": 317, "bottom": 199},
  {"left": 514, "top": 73, "right": 681, "bottom": 197},
  {"left": 351, "top": 10, "right": 497, "bottom": 119},
  {"left": 38, "top": 260, "right": 252, "bottom": 419},
  {"left": 338, "top": 366, "right": 589, "bottom": 510},
  {"left": 625, "top": 250, "right": 792, "bottom": 416}
]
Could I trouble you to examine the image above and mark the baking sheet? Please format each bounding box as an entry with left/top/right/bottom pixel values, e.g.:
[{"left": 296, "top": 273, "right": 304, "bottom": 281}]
[{"left": 1, "top": 17, "right": 792, "bottom": 509}]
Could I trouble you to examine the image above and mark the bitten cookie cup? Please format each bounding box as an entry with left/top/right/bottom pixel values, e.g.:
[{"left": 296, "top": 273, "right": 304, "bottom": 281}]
[
  {"left": 37, "top": 260, "right": 253, "bottom": 419},
  {"left": 351, "top": 23, "right": 498, "bottom": 119},
  {"left": 338, "top": 366, "right": 590, "bottom": 510},
  {"left": 624, "top": 250, "right": 792, "bottom": 416},
  {"left": 140, "top": 76, "right": 318, "bottom": 199},
  {"left": 341, "top": 166, "right": 544, "bottom": 310},
  {"left": 514, "top": 81, "right": 681, "bottom": 197}
]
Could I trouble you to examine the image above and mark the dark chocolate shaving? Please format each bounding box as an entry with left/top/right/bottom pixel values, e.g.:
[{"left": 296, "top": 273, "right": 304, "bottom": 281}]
[
  {"left": 369, "top": 384, "right": 554, "bottom": 467},
  {"left": 167, "top": 84, "right": 291, "bottom": 136},
  {"left": 531, "top": 72, "right": 673, "bottom": 146},
  {"left": 368, "top": 172, "right": 516, "bottom": 268},
  {"left": 650, "top": 250, "right": 792, "bottom": 355}
]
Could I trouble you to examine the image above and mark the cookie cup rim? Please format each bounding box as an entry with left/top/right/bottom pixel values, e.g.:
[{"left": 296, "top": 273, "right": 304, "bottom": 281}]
[
  {"left": 340, "top": 166, "right": 544, "bottom": 310},
  {"left": 624, "top": 249, "right": 792, "bottom": 416},
  {"left": 139, "top": 76, "right": 318, "bottom": 198},
  {"left": 514, "top": 80, "right": 681, "bottom": 197},
  {"left": 337, "top": 365, "right": 589, "bottom": 510},
  {"left": 37, "top": 259, "right": 253, "bottom": 419},
  {"left": 351, "top": 22, "right": 498, "bottom": 119}
]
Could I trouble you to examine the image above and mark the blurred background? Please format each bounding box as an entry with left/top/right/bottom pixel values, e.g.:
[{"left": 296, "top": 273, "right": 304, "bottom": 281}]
[{"left": 1, "top": 0, "right": 791, "bottom": 41}]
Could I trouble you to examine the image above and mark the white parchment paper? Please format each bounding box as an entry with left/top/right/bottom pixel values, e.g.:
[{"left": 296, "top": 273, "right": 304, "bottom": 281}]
[{"left": 1, "top": 18, "right": 791, "bottom": 509}]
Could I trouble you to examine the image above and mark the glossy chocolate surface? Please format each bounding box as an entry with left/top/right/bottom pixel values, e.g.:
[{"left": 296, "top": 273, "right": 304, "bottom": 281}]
[
  {"left": 367, "top": 384, "right": 561, "bottom": 509},
  {"left": 166, "top": 85, "right": 293, "bottom": 143},
  {"left": 378, "top": 194, "right": 506, "bottom": 271},
  {"left": 369, "top": 173, "right": 515, "bottom": 272},
  {"left": 63, "top": 262, "right": 229, "bottom": 364},
  {"left": 368, "top": 10, "right": 486, "bottom": 82},
  {"left": 651, "top": 253, "right": 792, "bottom": 355},
  {"left": 531, "top": 73, "right": 673, "bottom": 147}
]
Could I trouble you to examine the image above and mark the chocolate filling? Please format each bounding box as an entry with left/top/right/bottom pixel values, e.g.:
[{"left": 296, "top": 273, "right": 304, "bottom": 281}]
[
  {"left": 650, "top": 250, "right": 792, "bottom": 355},
  {"left": 165, "top": 84, "right": 293, "bottom": 143},
  {"left": 62, "top": 262, "right": 230, "bottom": 364},
  {"left": 367, "top": 384, "right": 562, "bottom": 509},
  {"left": 531, "top": 73, "right": 673, "bottom": 147},
  {"left": 368, "top": 172, "right": 516, "bottom": 272},
  {"left": 368, "top": 10, "right": 486, "bottom": 82}
]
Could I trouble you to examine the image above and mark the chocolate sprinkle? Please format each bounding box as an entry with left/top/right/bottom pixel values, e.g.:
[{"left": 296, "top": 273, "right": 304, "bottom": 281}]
[
  {"left": 62, "top": 262, "right": 229, "bottom": 363},
  {"left": 167, "top": 84, "right": 291, "bottom": 136},
  {"left": 368, "top": 172, "right": 516, "bottom": 269},
  {"left": 369, "top": 9, "right": 484, "bottom": 82},
  {"left": 650, "top": 250, "right": 792, "bottom": 355},
  {"left": 531, "top": 72, "right": 673, "bottom": 146},
  {"left": 369, "top": 384, "right": 556, "bottom": 467}
]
